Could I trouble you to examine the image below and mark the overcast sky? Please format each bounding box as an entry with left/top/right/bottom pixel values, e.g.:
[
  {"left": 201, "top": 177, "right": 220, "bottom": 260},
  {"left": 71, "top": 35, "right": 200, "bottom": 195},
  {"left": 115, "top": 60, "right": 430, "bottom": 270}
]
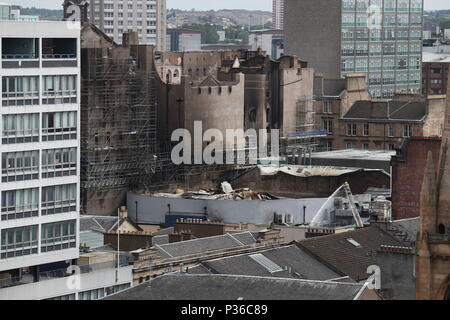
[{"left": 9, "top": 0, "right": 450, "bottom": 11}]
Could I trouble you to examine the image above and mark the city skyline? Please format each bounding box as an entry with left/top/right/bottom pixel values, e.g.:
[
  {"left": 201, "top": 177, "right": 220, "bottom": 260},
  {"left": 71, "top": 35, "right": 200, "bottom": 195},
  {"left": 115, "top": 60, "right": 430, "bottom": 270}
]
[{"left": 8, "top": 0, "right": 450, "bottom": 11}]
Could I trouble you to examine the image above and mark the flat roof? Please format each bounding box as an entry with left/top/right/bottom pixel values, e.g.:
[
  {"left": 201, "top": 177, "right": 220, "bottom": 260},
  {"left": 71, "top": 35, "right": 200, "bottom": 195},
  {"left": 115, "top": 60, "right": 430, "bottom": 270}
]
[
  {"left": 311, "top": 149, "right": 396, "bottom": 162},
  {"left": 423, "top": 51, "right": 450, "bottom": 63}
]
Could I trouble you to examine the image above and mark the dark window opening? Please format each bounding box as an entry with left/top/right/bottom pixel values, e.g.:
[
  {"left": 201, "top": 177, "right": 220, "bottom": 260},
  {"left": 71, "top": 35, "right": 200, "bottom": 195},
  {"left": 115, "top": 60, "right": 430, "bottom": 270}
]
[
  {"left": 2, "top": 38, "right": 39, "bottom": 59},
  {"left": 42, "top": 38, "right": 77, "bottom": 59}
]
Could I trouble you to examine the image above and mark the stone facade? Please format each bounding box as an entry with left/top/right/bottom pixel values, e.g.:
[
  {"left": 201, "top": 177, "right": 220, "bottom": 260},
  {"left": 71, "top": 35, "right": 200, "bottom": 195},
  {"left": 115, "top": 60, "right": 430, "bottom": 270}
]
[{"left": 416, "top": 73, "right": 450, "bottom": 300}]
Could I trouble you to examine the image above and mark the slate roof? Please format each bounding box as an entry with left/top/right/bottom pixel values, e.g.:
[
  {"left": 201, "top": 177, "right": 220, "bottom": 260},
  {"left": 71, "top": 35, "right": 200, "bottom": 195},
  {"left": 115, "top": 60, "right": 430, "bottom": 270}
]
[
  {"left": 344, "top": 100, "right": 426, "bottom": 121},
  {"left": 151, "top": 227, "right": 174, "bottom": 236},
  {"left": 155, "top": 232, "right": 257, "bottom": 258},
  {"left": 80, "top": 216, "right": 118, "bottom": 233},
  {"left": 296, "top": 225, "right": 403, "bottom": 281},
  {"left": 104, "top": 274, "right": 367, "bottom": 300},
  {"left": 188, "top": 245, "right": 343, "bottom": 281}
]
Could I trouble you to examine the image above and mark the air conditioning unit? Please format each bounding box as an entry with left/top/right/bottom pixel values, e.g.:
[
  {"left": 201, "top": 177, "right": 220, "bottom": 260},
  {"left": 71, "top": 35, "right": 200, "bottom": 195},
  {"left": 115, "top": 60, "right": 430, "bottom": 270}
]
[
  {"left": 285, "top": 214, "right": 293, "bottom": 225},
  {"left": 274, "top": 213, "right": 284, "bottom": 224}
]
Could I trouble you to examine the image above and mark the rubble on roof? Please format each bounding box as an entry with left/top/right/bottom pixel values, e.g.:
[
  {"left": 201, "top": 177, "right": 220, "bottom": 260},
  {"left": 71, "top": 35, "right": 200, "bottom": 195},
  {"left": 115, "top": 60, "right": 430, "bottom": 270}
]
[
  {"left": 258, "top": 165, "right": 387, "bottom": 178},
  {"left": 149, "top": 183, "right": 279, "bottom": 201}
]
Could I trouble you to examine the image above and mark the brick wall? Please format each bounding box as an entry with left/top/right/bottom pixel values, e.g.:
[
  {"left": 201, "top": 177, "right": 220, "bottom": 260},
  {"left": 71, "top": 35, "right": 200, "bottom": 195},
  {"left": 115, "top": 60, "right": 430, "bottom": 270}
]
[{"left": 391, "top": 137, "right": 442, "bottom": 220}]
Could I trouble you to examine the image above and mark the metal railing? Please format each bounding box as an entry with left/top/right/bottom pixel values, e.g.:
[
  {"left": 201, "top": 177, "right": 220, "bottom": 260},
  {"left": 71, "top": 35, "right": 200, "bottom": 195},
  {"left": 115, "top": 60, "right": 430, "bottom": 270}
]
[
  {"left": 42, "top": 54, "right": 76, "bottom": 59},
  {"left": 1, "top": 54, "right": 39, "bottom": 59},
  {"left": 0, "top": 258, "right": 130, "bottom": 289}
]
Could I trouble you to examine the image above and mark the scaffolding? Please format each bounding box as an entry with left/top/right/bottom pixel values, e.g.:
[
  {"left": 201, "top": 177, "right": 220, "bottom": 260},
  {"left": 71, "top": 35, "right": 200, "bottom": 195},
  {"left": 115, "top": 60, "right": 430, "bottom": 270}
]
[
  {"left": 284, "top": 95, "right": 326, "bottom": 164},
  {"left": 80, "top": 47, "right": 178, "bottom": 200}
]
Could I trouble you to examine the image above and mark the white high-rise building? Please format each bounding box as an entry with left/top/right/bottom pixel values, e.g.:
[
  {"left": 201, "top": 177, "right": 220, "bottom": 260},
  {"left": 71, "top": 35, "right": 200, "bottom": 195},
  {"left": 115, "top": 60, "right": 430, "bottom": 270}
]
[
  {"left": 86, "top": 0, "right": 167, "bottom": 51},
  {"left": 272, "top": 0, "right": 284, "bottom": 30},
  {"left": 0, "top": 19, "right": 80, "bottom": 287}
]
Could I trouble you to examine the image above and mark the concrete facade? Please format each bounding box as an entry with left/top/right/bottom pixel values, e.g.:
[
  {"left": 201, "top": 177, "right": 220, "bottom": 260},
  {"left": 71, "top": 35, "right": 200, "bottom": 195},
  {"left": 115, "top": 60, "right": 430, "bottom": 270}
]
[
  {"left": 167, "top": 29, "right": 201, "bottom": 52},
  {"left": 285, "top": 0, "right": 342, "bottom": 80},
  {"left": 0, "top": 21, "right": 81, "bottom": 274},
  {"left": 285, "top": 0, "right": 424, "bottom": 99},
  {"left": 85, "top": 0, "right": 167, "bottom": 51},
  {"left": 127, "top": 191, "right": 328, "bottom": 226}
]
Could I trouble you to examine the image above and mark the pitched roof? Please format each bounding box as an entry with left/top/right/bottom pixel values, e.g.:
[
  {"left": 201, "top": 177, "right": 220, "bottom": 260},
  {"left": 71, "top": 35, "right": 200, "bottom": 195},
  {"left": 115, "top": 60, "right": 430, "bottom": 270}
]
[
  {"left": 80, "top": 216, "right": 118, "bottom": 233},
  {"left": 104, "top": 274, "right": 368, "bottom": 300},
  {"left": 198, "top": 74, "right": 221, "bottom": 87},
  {"left": 344, "top": 100, "right": 426, "bottom": 121},
  {"left": 155, "top": 232, "right": 257, "bottom": 258},
  {"left": 81, "top": 23, "right": 118, "bottom": 47},
  {"left": 296, "top": 225, "right": 403, "bottom": 281},
  {"left": 189, "top": 245, "right": 343, "bottom": 281}
]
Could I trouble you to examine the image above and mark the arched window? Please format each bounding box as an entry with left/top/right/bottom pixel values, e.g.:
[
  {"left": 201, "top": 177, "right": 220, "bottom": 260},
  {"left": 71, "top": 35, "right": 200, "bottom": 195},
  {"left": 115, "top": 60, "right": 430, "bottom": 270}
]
[
  {"left": 228, "top": 86, "right": 233, "bottom": 94},
  {"left": 438, "top": 224, "right": 446, "bottom": 235}
]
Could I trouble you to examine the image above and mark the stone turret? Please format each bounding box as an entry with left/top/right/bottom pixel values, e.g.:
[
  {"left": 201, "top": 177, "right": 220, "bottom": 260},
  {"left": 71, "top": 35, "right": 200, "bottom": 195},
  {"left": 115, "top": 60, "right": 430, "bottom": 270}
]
[{"left": 420, "top": 152, "right": 437, "bottom": 235}]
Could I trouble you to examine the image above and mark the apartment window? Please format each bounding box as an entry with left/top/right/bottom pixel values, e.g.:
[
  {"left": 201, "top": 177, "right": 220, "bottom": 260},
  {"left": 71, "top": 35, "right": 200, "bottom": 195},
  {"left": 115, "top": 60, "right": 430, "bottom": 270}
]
[
  {"left": 42, "top": 75, "right": 77, "bottom": 104},
  {"left": 431, "top": 68, "right": 442, "bottom": 74},
  {"left": 2, "top": 113, "right": 40, "bottom": 144},
  {"left": 363, "top": 123, "right": 369, "bottom": 136},
  {"left": 323, "top": 101, "right": 332, "bottom": 114},
  {"left": 346, "top": 142, "right": 356, "bottom": 149},
  {"left": 347, "top": 123, "right": 357, "bottom": 136},
  {"left": 42, "top": 148, "right": 77, "bottom": 179},
  {"left": 41, "top": 184, "right": 77, "bottom": 216},
  {"left": 2, "top": 151, "right": 39, "bottom": 182},
  {"left": 388, "top": 125, "right": 395, "bottom": 137},
  {"left": 41, "top": 220, "right": 76, "bottom": 253},
  {"left": 363, "top": 143, "right": 370, "bottom": 150},
  {"left": 323, "top": 120, "right": 333, "bottom": 134},
  {"left": 0, "top": 225, "right": 38, "bottom": 259},
  {"left": 388, "top": 144, "right": 396, "bottom": 151},
  {"left": 403, "top": 125, "right": 413, "bottom": 137},
  {"left": 2, "top": 76, "right": 39, "bottom": 107},
  {"left": 42, "top": 111, "right": 77, "bottom": 141},
  {"left": 1, "top": 188, "right": 39, "bottom": 221}
]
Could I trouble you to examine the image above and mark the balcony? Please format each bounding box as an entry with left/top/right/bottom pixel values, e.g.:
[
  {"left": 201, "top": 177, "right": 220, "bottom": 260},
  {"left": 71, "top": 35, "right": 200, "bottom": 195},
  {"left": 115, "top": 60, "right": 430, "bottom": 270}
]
[
  {"left": 41, "top": 38, "right": 77, "bottom": 68},
  {"left": 1, "top": 38, "right": 39, "bottom": 68}
]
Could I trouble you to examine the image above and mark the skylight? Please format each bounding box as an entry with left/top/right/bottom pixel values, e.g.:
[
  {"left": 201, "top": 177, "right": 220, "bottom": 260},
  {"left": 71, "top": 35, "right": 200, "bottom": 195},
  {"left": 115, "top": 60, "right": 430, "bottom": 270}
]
[{"left": 249, "top": 253, "right": 284, "bottom": 273}]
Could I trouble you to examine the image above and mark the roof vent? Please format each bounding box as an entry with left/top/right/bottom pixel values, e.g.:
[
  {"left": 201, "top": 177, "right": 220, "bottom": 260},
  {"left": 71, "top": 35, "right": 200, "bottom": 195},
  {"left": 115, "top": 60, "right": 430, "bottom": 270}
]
[{"left": 346, "top": 238, "right": 362, "bottom": 248}]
